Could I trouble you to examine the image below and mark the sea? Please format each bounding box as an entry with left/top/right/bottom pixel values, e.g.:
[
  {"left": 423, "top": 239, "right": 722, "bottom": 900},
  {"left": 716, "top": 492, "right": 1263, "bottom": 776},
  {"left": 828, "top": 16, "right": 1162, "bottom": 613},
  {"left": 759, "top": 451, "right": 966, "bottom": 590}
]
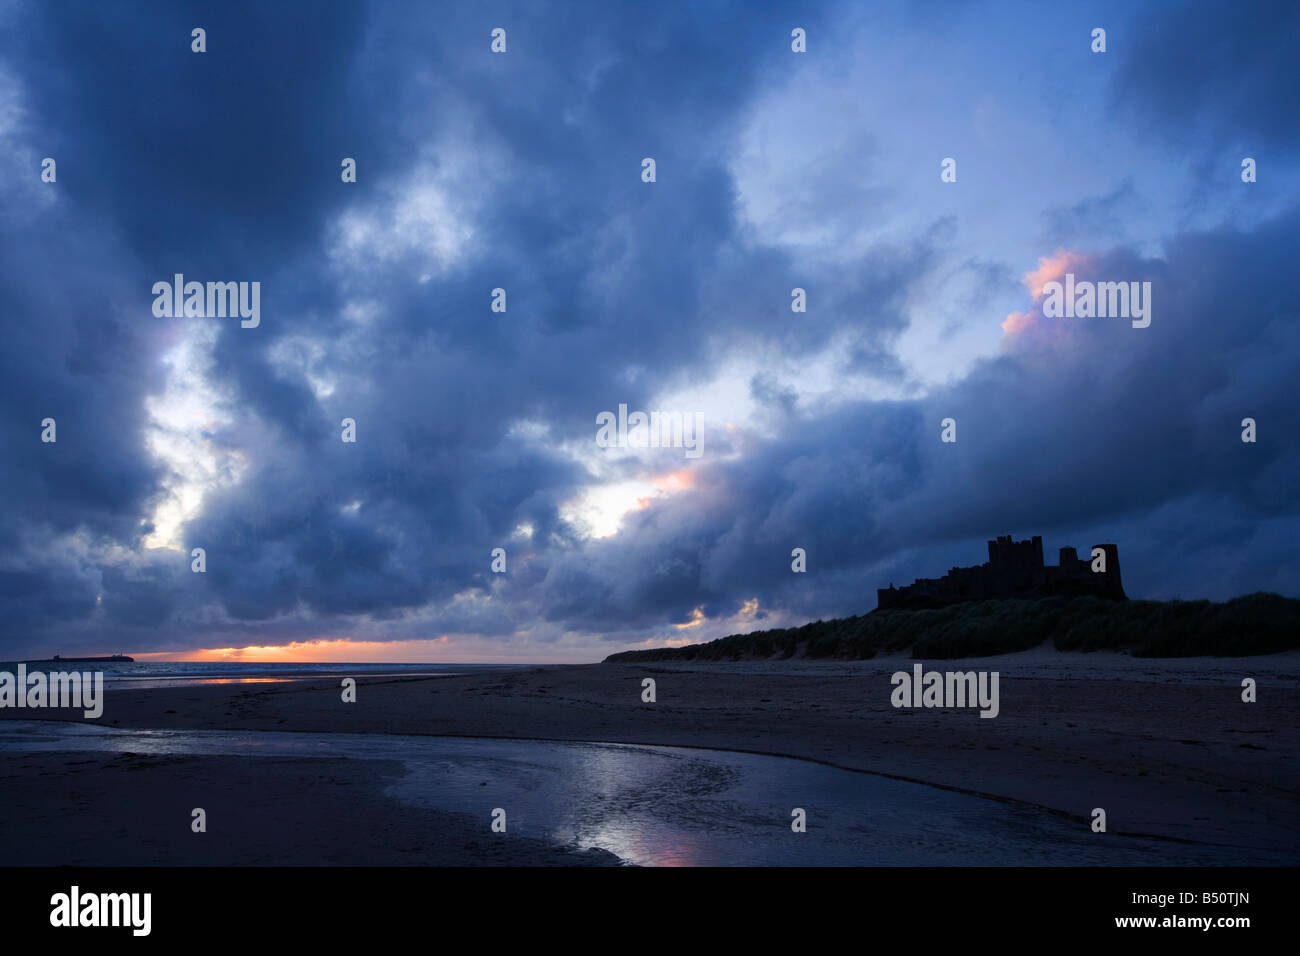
[{"left": 0, "top": 660, "right": 508, "bottom": 690}]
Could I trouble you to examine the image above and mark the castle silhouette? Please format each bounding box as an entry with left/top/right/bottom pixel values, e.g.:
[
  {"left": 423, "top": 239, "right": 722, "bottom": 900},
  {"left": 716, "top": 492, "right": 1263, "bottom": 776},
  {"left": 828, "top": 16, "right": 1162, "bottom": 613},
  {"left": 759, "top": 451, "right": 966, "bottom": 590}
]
[{"left": 876, "top": 535, "right": 1126, "bottom": 610}]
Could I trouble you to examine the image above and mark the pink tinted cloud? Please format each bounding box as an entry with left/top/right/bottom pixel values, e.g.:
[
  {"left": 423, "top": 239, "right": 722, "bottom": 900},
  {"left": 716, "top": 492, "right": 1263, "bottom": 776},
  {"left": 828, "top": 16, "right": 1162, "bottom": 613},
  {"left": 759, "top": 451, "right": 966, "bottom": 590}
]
[{"left": 1002, "top": 248, "right": 1092, "bottom": 337}]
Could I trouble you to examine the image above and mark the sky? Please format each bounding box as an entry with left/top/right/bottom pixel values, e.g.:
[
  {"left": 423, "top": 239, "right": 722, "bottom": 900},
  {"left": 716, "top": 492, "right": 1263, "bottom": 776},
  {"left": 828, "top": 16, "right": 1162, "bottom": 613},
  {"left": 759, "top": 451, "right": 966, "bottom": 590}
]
[{"left": 1, "top": 0, "right": 1297, "bottom": 662}]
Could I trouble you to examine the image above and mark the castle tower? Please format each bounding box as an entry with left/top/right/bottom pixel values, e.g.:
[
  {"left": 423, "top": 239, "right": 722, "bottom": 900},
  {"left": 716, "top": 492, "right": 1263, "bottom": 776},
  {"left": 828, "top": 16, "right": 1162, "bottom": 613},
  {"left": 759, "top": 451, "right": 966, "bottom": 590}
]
[{"left": 1091, "top": 543, "right": 1125, "bottom": 599}]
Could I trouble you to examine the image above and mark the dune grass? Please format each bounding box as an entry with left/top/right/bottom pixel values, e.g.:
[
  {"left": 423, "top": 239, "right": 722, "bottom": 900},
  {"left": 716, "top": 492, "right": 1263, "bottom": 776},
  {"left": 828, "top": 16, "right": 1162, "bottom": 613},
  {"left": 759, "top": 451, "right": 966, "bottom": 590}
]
[{"left": 603, "top": 592, "right": 1300, "bottom": 662}]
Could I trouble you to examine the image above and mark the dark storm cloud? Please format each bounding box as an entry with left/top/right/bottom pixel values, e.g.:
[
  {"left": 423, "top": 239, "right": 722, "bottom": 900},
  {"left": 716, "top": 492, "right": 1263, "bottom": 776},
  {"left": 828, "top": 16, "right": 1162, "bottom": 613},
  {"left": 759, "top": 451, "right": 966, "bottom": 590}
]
[
  {"left": 1040, "top": 182, "right": 1144, "bottom": 246},
  {"left": 0, "top": 1, "right": 1296, "bottom": 658},
  {"left": 8, "top": 1, "right": 375, "bottom": 263},
  {"left": 1111, "top": 0, "right": 1300, "bottom": 151},
  {"left": 0, "top": 0, "right": 850, "bottom": 653},
  {"left": 520, "top": 207, "right": 1300, "bottom": 638}
]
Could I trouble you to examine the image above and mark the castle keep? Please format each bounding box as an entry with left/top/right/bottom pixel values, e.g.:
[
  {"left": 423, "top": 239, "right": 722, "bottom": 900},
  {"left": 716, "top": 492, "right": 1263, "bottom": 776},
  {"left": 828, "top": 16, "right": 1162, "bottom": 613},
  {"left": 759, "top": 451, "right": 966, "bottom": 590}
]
[{"left": 875, "top": 536, "right": 1125, "bottom": 610}]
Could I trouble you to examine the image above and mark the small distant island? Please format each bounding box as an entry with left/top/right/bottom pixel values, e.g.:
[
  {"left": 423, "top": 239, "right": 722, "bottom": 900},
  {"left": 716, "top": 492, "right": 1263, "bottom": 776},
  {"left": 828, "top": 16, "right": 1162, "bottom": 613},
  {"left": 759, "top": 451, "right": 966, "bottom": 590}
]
[
  {"left": 606, "top": 536, "right": 1300, "bottom": 662},
  {"left": 21, "top": 654, "right": 134, "bottom": 663}
]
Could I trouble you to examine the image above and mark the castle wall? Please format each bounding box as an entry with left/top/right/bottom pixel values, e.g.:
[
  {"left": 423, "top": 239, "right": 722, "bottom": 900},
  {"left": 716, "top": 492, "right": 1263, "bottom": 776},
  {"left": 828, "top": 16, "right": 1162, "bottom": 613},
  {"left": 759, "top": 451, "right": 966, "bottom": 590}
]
[{"left": 876, "top": 536, "right": 1126, "bottom": 610}]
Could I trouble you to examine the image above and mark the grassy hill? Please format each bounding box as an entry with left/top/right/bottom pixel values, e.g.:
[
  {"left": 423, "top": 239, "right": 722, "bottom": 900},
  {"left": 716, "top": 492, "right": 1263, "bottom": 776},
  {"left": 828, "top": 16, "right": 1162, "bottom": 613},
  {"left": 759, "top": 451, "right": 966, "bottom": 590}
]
[{"left": 603, "top": 592, "right": 1300, "bottom": 662}]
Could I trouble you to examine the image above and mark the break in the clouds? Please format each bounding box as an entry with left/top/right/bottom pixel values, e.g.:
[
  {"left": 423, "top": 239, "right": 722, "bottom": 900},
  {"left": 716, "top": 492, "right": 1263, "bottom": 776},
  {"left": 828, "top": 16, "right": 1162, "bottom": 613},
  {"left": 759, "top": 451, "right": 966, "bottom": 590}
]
[{"left": 1, "top": 0, "right": 1297, "bottom": 661}]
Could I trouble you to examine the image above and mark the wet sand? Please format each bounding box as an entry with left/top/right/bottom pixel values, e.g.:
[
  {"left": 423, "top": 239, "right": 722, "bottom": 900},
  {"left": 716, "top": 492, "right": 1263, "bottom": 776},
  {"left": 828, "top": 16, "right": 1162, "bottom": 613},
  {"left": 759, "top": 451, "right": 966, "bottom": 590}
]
[
  {"left": 0, "top": 750, "right": 624, "bottom": 866},
  {"left": 3, "top": 650, "right": 1298, "bottom": 864}
]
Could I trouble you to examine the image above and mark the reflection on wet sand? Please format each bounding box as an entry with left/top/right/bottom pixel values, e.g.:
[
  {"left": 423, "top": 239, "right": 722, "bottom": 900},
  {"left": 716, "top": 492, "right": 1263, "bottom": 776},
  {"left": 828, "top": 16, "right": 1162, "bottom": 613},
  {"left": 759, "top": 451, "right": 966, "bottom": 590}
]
[{"left": 0, "top": 721, "right": 1282, "bottom": 866}]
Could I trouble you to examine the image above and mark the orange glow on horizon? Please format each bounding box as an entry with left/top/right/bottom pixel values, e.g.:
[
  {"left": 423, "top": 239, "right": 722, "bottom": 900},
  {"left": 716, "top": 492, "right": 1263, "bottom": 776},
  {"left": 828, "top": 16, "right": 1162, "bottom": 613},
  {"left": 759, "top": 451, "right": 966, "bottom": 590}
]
[{"left": 130, "top": 637, "right": 554, "bottom": 664}]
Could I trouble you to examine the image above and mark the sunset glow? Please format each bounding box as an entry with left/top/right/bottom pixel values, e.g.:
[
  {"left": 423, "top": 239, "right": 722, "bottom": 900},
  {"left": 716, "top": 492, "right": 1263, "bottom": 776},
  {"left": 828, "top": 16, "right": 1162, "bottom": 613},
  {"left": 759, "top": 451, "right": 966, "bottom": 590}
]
[
  {"left": 133, "top": 637, "right": 512, "bottom": 664},
  {"left": 1002, "top": 248, "right": 1090, "bottom": 337},
  {"left": 564, "top": 465, "right": 699, "bottom": 539}
]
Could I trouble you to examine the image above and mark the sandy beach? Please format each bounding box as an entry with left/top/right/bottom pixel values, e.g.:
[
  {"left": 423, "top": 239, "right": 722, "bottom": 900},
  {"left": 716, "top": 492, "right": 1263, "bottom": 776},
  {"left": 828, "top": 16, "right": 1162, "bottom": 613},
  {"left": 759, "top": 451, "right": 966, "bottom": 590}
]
[{"left": 3, "top": 650, "right": 1297, "bottom": 865}]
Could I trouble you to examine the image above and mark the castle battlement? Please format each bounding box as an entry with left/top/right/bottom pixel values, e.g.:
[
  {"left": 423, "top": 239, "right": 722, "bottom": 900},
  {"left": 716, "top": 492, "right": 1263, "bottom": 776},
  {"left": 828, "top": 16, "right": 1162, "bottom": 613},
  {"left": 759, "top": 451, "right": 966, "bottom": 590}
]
[{"left": 876, "top": 536, "right": 1125, "bottom": 611}]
